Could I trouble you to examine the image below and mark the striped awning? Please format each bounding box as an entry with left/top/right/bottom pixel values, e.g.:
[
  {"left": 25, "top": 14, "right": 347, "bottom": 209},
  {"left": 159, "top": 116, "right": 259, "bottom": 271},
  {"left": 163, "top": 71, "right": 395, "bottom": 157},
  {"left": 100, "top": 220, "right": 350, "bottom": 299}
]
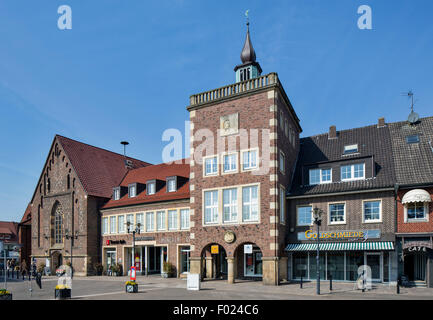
[{"left": 285, "top": 241, "right": 394, "bottom": 252}]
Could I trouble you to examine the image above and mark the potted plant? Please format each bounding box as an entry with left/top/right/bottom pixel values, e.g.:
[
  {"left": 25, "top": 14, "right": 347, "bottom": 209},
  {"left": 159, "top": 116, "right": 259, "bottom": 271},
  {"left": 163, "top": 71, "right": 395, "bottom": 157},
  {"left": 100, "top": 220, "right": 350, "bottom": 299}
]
[
  {"left": 0, "top": 289, "right": 12, "bottom": 300},
  {"left": 94, "top": 263, "right": 103, "bottom": 276},
  {"left": 162, "top": 261, "right": 175, "bottom": 278},
  {"left": 125, "top": 280, "right": 138, "bottom": 293},
  {"left": 54, "top": 284, "right": 71, "bottom": 300}
]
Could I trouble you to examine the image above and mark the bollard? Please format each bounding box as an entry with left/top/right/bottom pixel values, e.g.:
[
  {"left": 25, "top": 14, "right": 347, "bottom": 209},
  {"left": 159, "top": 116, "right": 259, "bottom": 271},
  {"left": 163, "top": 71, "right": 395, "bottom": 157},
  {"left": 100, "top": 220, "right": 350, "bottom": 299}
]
[
  {"left": 397, "top": 279, "right": 401, "bottom": 294},
  {"left": 300, "top": 276, "right": 303, "bottom": 289},
  {"left": 329, "top": 274, "right": 333, "bottom": 291}
]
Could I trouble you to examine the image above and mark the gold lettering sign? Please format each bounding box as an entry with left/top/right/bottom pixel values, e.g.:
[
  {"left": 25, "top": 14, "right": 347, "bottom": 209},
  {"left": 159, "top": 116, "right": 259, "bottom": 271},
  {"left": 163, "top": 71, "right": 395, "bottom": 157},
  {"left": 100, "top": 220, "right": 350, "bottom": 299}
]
[{"left": 304, "top": 230, "right": 367, "bottom": 240}]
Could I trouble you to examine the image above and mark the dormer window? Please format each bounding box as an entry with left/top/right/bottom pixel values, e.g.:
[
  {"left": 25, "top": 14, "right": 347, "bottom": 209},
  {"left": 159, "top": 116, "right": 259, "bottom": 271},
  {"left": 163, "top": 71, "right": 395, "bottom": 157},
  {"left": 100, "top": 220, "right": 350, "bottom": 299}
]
[
  {"left": 309, "top": 168, "right": 332, "bottom": 185},
  {"left": 344, "top": 144, "right": 358, "bottom": 155},
  {"left": 341, "top": 163, "right": 365, "bottom": 181},
  {"left": 113, "top": 187, "right": 120, "bottom": 200},
  {"left": 147, "top": 180, "right": 156, "bottom": 195},
  {"left": 128, "top": 184, "right": 137, "bottom": 198},
  {"left": 167, "top": 177, "right": 177, "bottom": 192}
]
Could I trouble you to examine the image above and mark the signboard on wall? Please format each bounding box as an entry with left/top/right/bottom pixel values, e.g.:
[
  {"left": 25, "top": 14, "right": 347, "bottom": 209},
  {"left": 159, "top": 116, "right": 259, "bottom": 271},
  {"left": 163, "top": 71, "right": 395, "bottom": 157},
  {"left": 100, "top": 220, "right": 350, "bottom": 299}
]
[
  {"left": 297, "top": 229, "right": 381, "bottom": 241},
  {"left": 211, "top": 245, "right": 219, "bottom": 254},
  {"left": 244, "top": 244, "right": 253, "bottom": 254}
]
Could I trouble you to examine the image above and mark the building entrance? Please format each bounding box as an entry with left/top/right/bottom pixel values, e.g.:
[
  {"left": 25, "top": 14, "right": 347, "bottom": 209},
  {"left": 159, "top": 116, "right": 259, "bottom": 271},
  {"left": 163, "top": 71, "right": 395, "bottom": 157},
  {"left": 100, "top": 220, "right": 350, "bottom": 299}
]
[{"left": 404, "top": 253, "right": 427, "bottom": 282}]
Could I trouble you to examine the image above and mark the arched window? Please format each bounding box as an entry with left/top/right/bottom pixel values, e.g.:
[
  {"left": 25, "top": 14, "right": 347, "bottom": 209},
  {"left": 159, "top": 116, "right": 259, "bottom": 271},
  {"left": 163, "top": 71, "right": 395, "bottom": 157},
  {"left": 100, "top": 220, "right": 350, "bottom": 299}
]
[
  {"left": 47, "top": 178, "right": 51, "bottom": 193},
  {"left": 53, "top": 203, "right": 63, "bottom": 244},
  {"left": 67, "top": 175, "right": 70, "bottom": 189}
]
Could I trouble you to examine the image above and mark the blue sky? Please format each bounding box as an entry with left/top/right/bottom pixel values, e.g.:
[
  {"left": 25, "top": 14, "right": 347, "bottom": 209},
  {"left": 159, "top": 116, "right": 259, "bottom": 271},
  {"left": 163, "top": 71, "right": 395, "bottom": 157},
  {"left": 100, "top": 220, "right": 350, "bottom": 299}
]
[{"left": 0, "top": 0, "right": 432, "bottom": 221}]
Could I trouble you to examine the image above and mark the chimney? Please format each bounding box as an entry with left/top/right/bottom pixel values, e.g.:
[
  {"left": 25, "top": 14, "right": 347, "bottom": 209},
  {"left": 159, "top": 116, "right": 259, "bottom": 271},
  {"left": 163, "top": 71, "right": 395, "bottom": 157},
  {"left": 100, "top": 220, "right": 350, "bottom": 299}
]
[
  {"left": 329, "top": 125, "right": 337, "bottom": 139},
  {"left": 377, "top": 117, "right": 386, "bottom": 128}
]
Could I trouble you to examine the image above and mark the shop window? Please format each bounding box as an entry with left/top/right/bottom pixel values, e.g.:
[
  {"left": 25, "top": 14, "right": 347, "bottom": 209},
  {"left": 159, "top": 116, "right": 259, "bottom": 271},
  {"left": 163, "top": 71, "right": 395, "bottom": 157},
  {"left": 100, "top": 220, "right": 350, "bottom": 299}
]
[
  {"left": 308, "top": 252, "right": 326, "bottom": 280},
  {"left": 327, "top": 253, "right": 345, "bottom": 281},
  {"left": 345, "top": 252, "right": 364, "bottom": 281},
  {"left": 293, "top": 253, "right": 308, "bottom": 279},
  {"left": 180, "top": 246, "right": 191, "bottom": 273},
  {"left": 244, "top": 245, "right": 262, "bottom": 277}
]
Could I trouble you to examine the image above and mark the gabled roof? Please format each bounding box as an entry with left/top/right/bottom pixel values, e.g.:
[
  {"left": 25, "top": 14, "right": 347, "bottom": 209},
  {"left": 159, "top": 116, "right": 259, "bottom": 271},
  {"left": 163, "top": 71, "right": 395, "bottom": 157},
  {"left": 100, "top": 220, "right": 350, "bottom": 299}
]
[
  {"left": 0, "top": 221, "right": 18, "bottom": 242},
  {"left": 389, "top": 116, "right": 433, "bottom": 186},
  {"left": 102, "top": 160, "right": 190, "bottom": 209},
  {"left": 57, "top": 135, "right": 152, "bottom": 198},
  {"left": 289, "top": 123, "right": 395, "bottom": 196},
  {"left": 20, "top": 204, "right": 32, "bottom": 224}
]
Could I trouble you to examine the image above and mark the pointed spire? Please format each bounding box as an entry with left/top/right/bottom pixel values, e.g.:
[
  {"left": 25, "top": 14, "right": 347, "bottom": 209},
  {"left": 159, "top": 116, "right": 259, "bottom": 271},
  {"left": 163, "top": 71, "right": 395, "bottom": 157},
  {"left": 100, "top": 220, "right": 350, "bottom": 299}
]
[{"left": 240, "top": 22, "right": 256, "bottom": 64}]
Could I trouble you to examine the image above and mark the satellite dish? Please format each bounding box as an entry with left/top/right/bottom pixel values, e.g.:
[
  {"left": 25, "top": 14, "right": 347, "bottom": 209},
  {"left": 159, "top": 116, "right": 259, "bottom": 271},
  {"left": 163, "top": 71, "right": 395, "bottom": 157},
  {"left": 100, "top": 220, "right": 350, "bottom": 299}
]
[{"left": 408, "top": 111, "right": 419, "bottom": 124}]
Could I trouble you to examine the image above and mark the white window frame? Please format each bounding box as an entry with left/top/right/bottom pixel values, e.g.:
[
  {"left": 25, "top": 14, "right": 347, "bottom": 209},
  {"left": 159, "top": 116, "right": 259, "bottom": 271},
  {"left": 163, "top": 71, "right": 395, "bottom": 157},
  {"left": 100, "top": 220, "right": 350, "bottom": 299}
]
[
  {"left": 168, "top": 209, "right": 178, "bottom": 230},
  {"left": 102, "top": 217, "right": 108, "bottom": 235},
  {"left": 343, "top": 144, "right": 359, "bottom": 155},
  {"left": 167, "top": 177, "right": 177, "bottom": 192},
  {"left": 241, "top": 148, "right": 259, "bottom": 171},
  {"left": 341, "top": 163, "right": 365, "bottom": 181},
  {"left": 204, "top": 190, "right": 219, "bottom": 224},
  {"left": 362, "top": 200, "right": 382, "bottom": 223},
  {"left": 279, "top": 151, "right": 285, "bottom": 174},
  {"left": 242, "top": 185, "right": 259, "bottom": 222},
  {"left": 136, "top": 213, "right": 144, "bottom": 232},
  {"left": 128, "top": 184, "right": 137, "bottom": 198},
  {"left": 109, "top": 216, "right": 116, "bottom": 234},
  {"left": 156, "top": 210, "right": 166, "bottom": 230},
  {"left": 117, "top": 215, "right": 125, "bottom": 233},
  {"left": 296, "top": 205, "right": 313, "bottom": 227},
  {"left": 203, "top": 155, "right": 218, "bottom": 177},
  {"left": 222, "top": 152, "right": 238, "bottom": 174},
  {"left": 113, "top": 188, "right": 120, "bottom": 200},
  {"left": 328, "top": 202, "right": 346, "bottom": 225},
  {"left": 404, "top": 202, "right": 429, "bottom": 223},
  {"left": 309, "top": 168, "right": 332, "bottom": 185},
  {"left": 180, "top": 209, "right": 190, "bottom": 230},
  {"left": 223, "top": 188, "right": 238, "bottom": 223},
  {"left": 146, "top": 212, "right": 155, "bottom": 232},
  {"left": 147, "top": 180, "right": 156, "bottom": 195}
]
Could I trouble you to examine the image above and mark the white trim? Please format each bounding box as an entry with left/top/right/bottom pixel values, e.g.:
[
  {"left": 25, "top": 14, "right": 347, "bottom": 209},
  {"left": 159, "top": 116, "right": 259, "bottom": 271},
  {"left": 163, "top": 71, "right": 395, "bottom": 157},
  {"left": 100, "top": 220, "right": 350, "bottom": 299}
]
[
  {"left": 309, "top": 168, "right": 332, "bottom": 185},
  {"left": 296, "top": 204, "right": 313, "bottom": 227},
  {"left": 203, "top": 155, "right": 219, "bottom": 177},
  {"left": 404, "top": 202, "right": 429, "bottom": 223},
  {"left": 240, "top": 148, "right": 259, "bottom": 172},
  {"left": 328, "top": 202, "right": 346, "bottom": 225},
  {"left": 362, "top": 199, "right": 383, "bottom": 224},
  {"left": 221, "top": 152, "right": 239, "bottom": 175},
  {"left": 341, "top": 163, "right": 365, "bottom": 182}
]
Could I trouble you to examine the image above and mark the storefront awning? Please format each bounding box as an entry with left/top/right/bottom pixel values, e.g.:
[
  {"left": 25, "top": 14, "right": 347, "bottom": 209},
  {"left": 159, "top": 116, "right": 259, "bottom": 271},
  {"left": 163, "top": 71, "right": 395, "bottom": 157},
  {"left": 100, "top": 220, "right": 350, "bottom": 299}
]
[
  {"left": 285, "top": 241, "right": 394, "bottom": 252},
  {"left": 402, "top": 189, "right": 431, "bottom": 204}
]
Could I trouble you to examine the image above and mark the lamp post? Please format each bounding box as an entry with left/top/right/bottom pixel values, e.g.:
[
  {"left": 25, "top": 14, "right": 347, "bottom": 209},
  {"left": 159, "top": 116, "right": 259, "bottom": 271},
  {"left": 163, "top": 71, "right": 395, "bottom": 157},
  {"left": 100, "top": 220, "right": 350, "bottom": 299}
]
[
  {"left": 64, "top": 229, "right": 79, "bottom": 279},
  {"left": 313, "top": 207, "right": 323, "bottom": 295},
  {"left": 126, "top": 221, "right": 141, "bottom": 275}
]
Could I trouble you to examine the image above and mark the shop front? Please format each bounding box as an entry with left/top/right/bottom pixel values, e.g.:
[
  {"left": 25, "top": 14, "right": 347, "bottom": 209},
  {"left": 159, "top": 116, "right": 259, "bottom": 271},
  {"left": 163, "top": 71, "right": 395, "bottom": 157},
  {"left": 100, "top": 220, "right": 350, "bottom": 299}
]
[
  {"left": 124, "top": 244, "right": 168, "bottom": 275},
  {"left": 286, "top": 229, "right": 396, "bottom": 283}
]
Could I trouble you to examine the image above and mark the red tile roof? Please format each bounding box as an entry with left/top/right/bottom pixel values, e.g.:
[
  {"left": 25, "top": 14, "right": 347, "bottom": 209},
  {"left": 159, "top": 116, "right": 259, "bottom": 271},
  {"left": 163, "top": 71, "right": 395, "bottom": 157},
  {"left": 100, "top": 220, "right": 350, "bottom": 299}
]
[
  {"left": 0, "top": 221, "right": 18, "bottom": 243},
  {"left": 102, "top": 160, "right": 190, "bottom": 209},
  {"left": 57, "top": 135, "right": 152, "bottom": 198}
]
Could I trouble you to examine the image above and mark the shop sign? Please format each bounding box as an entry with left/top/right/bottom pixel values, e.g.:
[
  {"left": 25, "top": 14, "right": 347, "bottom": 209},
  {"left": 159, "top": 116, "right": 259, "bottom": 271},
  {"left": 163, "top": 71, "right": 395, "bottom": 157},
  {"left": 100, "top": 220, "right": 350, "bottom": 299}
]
[
  {"left": 298, "top": 229, "right": 381, "bottom": 241},
  {"left": 244, "top": 244, "right": 253, "bottom": 254},
  {"left": 105, "top": 239, "right": 126, "bottom": 245},
  {"left": 135, "top": 236, "right": 155, "bottom": 241},
  {"left": 405, "top": 246, "right": 428, "bottom": 253},
  {"left": 211, "top": 245, "right": 219, "bottom": 254}
]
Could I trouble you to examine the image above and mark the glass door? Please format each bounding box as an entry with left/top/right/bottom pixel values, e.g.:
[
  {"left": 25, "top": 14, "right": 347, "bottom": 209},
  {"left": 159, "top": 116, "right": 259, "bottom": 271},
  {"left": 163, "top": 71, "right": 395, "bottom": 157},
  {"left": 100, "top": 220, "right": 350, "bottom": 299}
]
[{"left": 365, "top": 252, "right": 382, "bottom": 282}]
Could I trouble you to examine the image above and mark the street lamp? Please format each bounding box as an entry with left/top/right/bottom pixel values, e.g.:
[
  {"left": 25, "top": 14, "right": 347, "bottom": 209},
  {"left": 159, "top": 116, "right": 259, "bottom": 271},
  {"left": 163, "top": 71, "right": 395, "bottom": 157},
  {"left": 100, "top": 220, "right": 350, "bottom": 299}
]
[
  {"left": 313, "top": 207, "right": 323, "bottom": 295},
  {"left": 64, "top": 229, "right": 79, "bottom": 279},
  {"left": 126, "top": 221, "right": 142, "bottom": 276}
]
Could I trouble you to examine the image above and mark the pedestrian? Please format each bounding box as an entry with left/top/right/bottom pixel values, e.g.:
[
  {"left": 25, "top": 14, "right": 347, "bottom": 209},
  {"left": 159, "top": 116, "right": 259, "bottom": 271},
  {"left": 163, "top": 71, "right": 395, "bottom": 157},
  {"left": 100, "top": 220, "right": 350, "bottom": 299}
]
[{"left": 21, "top": 260, "right": 27, "bottom": 280}]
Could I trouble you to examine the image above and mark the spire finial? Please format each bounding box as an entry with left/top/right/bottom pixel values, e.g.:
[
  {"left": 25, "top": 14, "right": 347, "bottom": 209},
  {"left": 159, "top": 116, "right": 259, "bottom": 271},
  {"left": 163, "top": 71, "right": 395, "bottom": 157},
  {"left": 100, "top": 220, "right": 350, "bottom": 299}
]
[{"left": 245, "top": 9, "right": 249, "bottom": 26}]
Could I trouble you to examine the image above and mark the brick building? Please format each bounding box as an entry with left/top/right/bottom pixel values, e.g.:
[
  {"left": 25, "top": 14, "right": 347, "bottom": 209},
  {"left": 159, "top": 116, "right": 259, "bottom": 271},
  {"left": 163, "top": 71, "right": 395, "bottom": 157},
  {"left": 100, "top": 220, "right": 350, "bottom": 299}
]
[
  {"left": 28, "top": 135, "right": 150, "bottom": 275},
  {"left": 187, "top": 23, "right": 301, "bottom": 285},
  {"left": 286, "top": 120, "right": 398, "bottom": 284},
  {"left": 389, "top": 116, "right": 433, "bottom": 287},
  {"left": 100, "top": 161, "right": 191, "bottom": 277}
]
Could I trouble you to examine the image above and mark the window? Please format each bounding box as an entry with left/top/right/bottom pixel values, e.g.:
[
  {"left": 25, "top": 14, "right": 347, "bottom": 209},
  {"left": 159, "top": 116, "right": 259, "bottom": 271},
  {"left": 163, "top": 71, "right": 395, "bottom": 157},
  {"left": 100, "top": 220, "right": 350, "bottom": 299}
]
[
  {"left": 54, "top": 204, "right": 63, "bottom": 243},
  {"left": 242, "top": 186, "right": 259, "bottom": 222},
  {"left": 223, "top": 188, "right": 238, "bottom": 222},
  {"left": 157, "top": 211, "right": 166, "bottom": 230},
  {"left": 341, "top": 163, "right": 365, "bottom": 181},
  {"left": 329, "top": 203, "right": 345, "bottom": 224},
  {"left": 204, "top": 156, "right": 218, "bottom": 176},
  {"left": 118, "top": 215, "right": 125, "bottom": 233},
  {"left": 180, "top": 209, "right": 190, "bottom": 230},
  {"left": 407, "top": 202, "right": 427, "bottom": 221},
  {"left": 113, "top": 188, "right": 120, "bottom": 200},
  {"left": 309, "top": 168, "right": 332, "bottom": 185},
  {"left": 223, "top": 153, "right": 237, "bottom": 173},
  {"left": 102, "top": 217, "right": 108, "bottom": 235},
  {"left": 204, "top": 190, "right": 219, "bottom": 224},
  {"left": 406, "top": 135, "right": 420, "bottom": 144},
  {"left": 279, "top": 152, "right": 285, "bottom": 173},
  {"left": 280, "top": 187, "right": 285, "bottom": 224},
  {"left": 136, "top": 213, "right": 144, "bottom": 232},
  {"left": 110, "top": 216, "right": 116, "bottom": 234},
  {"left": 242, "top": 150, "right": 258, "bottom": 170},
  {"left": 167, "top": 177, "right": 176, "bottom": 192},
  {"left": 145, "top": 212, "right": 154, "bottom": 231},
  {"left": 344, "top": 144, "right": 358, "bottom": 154},
  {"left": 297, "top": 206, "right": 312, "bottom": 226},
  {"left": 168, "top": 210, "right": 178, "bottom": 230},
  {"left": 128, "top": 184, "right": 136, "bottom": 198},
  {"left": 180, "top": 246, "right": 191, "bottom": 273},
  {"left": 285, "top": 119, "right": 289, "bottom": 137},
  {"left": 147, "top": 181, "right": 156, "bottom": 195},
  {"left": 364, "top": 200, "right": 381, "bottom": 222},
  {"left": 126, "top": 214, "right": 134, "bottom": 230}
]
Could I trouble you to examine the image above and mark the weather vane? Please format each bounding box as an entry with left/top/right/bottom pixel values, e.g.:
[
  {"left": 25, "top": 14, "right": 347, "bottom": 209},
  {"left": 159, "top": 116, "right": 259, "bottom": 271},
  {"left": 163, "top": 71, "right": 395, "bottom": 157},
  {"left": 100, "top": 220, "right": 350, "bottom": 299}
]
[{"left": 245, "top": 9, "right": 249, "bottom": 25}]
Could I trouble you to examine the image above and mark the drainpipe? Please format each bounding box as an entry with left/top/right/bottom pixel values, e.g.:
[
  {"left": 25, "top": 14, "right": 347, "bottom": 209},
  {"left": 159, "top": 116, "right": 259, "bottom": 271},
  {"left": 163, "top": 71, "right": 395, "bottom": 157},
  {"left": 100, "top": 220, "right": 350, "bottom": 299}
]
[{"left": 394, "top": 183, "right": 400, "bottom": 283}]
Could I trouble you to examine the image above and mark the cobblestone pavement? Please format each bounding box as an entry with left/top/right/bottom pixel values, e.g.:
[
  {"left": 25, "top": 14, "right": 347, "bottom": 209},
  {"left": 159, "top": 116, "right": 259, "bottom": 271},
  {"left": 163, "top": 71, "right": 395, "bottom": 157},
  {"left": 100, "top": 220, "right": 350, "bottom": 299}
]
[{"left": 3, "top": 275, "right": 433, "bottom": 300}]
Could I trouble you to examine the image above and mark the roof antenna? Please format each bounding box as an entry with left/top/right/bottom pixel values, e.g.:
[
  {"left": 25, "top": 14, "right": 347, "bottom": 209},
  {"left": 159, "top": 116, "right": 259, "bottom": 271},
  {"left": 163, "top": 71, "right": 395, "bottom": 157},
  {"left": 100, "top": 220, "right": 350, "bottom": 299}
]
[
  {"left": 401, "top": 90, "right": 419, "bottom": 125},
  {"left": 120, "top": 141, "right": 129, "bottom": 157}
]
